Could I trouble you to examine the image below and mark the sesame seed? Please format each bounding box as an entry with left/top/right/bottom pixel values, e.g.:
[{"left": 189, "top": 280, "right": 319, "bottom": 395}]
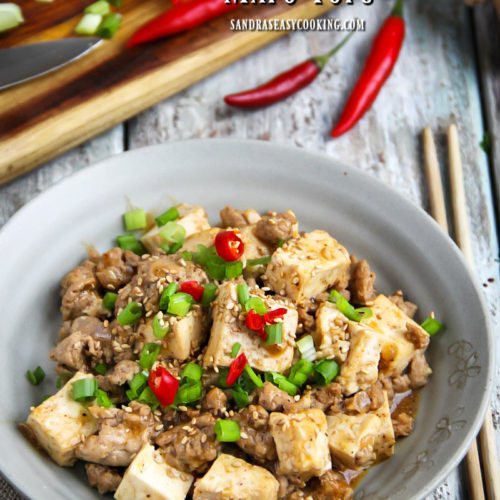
[{"left": 240, "top": 431, "right": 248, "bottom": 439}]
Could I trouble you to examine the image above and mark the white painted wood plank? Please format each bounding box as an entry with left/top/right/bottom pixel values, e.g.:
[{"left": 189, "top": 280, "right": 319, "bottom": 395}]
[{"left": 128, "top": 1, "right": 499, "bottom": 498}]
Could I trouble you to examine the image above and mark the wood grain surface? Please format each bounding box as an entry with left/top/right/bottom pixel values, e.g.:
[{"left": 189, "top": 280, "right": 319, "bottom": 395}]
[
  {"left": 0, "top": 0, "right": 334, "bottom": 185},
  {"left": 0, "top": 1, "right": 498, "bottom": 499}
]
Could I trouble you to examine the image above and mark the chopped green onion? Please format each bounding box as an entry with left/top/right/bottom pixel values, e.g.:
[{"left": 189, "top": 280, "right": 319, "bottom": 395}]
[
  {"left": 216, "top": 368, "right": 231, "bottom": 389},
  {"left": 26, "top": 366, "right": 45, "bottom": 386},
  {"left": 162, "top": 242, "right": 183, "bottom": 255},
  {"left": 75, "top": 13, "right": 102, "bottom": 35},
  {"left": 117, "top": 301, "right": 142, "bottom": 325},
  {"left": 243, "top": 365, "right": 263, "bottom": 388},
  {"left": 244, "top": 297, "right": 267, "bottom": 315},
  {"left": 155, "top": 206, "right": 180, "bottom": 227},
  {"left": 175, "top": 380, "right": 202, "bottom": 405},
  {"left": 421, "top": 316, "right": 443, "bottom": 336},
  {"left": 214, "top": 420, "right": 240, "bottom": 442},
  {"left": 128, "top": 371, "right": 148, "bottom": 399},
  {"left": 246, "top": 256, "right": 271, "bottom": 267},
  {"left": 56, "top": 372, "right": 72, "bottom": 389},
  {"left": 96, "top": 389, "right": 115, "bottom": 408},
  {"left": 296, "top": 335, "right": 316, "bottom": 362},
  {"left": 201, "top": 283, "right": 218, "bottom": 306},
  {"left": 182, "top": 250, "right": 193, "bottom": 261},
  {"left": 288, "top": 359, "right": 314, "bottom": 387},
  {"left": 232, "top": 385, "right": 250, "bottom": 408},
  {"left": 138, "top": 386, "right": 160, "bottom": 410},
  {"left": 123, "top": 208, "right": 147, "bottom": 231},
  {"left": 237, "top": 284, "right": 250, "bottom": 306},
  {"left": 139, "top": 343, "right": 160, "bottom": 370},
  {"left": 153, "top": 313, "right": 169, "bottom": 338},
  {"left": 231, "top": 343, "right": 241, "bottom": 358},
  {"left": 277, "top": 239, "right": 285, "bottom": 247},
  {"left": 181, "top": 363, "right": 202, "bottom": 382},
  {"left": 159, "top": 282, "right": 178, "bottom": 311},
  {"left": 205, "top": 256, "right": 226, "bottom": 280},
  {"left": 160, "top": 222, "right": 186, "bottom": 245},
  {"left": 329, "top": 290, "right": 373, "bottom": 322},
  {"left": 264, "top": 323, "right": 282, "bottom": 345},
  {"left": 107, "top": 0, "right": 121, "bottom": 5},
  {"left": 116, "top": 233, "right": 145, "bottom": 255},
  {"left": 85, "top": 0, "right": 110, "bottom": 15},
  {"left": 72, "top": 377, "right": 97, "bottom": 402},
  {"left": 0, "top": 3, "right": 23, "bottom": 22},
  {"left": 97, "top": 12, "right": 122, "bottom": 38},
  {"left": 224, "top": 261, "right": 243, "bottom": 279},
  {"left": 95, "top": 363, "right": 108, "bottom": 375},
  {"left": 265, "top": 372, "right": 297, "bottom": 396},
  {"left": 167, "top": 292, "right": 193, "bottom": 317},
  {"left": 102, "top": 292, "right": 118, "bottom": 310},
  {"left": 313, "top": 359, "right": 340, "bottom": 386}
]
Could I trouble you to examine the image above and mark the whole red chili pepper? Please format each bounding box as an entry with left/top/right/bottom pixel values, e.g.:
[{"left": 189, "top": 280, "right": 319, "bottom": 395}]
[
  {"left": 331, "top": 0, "right": 405, "bottom": 137},
  {"left": 224, "top": 32, "right": 354, "bottom": 109},
  {"left": 126, "top": 0, "right": 239, "bottom": 49}
]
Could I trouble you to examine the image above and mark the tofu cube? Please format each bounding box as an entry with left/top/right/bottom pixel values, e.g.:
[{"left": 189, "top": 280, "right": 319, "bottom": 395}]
[
  {"left": 181, "top": 227, "right": 222, "bottom": 253},
  {"left": 364, "top": 295, "right": 430, "bottom": 377},
  {"left": 337, "top": 323, "right": 381, "bottom": 396},
  {"left": 193, "top": 453, "right": 279, "bottom": 500},
  {"left": 264, "top": 230, "right": 350, "bottom": 304},
  {"left": 141, "top": 204, "right": 211, "bottom": 253},
  {"left": 313, "top": 302, "right": 350, "bottom": 362},
  {"left": 203, "top": 282, "right": 298, "bottom": 373},
  {"left": 239, "top": 224, "right": 273, "bottom": 261},
  {"left": 114, "top": 443, "right": 193, "bottom": 500},
  {"left": 139, "top": 307, "right": 207, "bottom": 361},
  {"left": 269, "top": 409, "right": 331, "bottom": 480},
  {"left": 26, "top": 372, "right": 98, "bottom": 466},
  {"left": 326, "top": 391, "right": 395, "bottom": 469}
]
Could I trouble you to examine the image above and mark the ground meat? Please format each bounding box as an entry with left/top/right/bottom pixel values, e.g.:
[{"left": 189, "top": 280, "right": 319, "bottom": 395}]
[
  {"left": 391, "top": 374, "right": 411, "bottom": 393},
  {"left": 234, "top": 405, "right": 277, "bottom": 463},
  {"left": 85, "top": 463, "right": 122, "bottom": 494},
  {"left": 378, "top": 378, "right": 394, "bottom": 407},
  {"left": 308, "top": 470, "right": 354, "bottom": 500},
  {"left": 254, "top": 210, "right": 297, "bottom": 245},
  {"left": 366, "top": 383, "right": 385, "bottom": 411},
  {"left": 348, "top": 257, "right": 376, "bottom": 305},
  {"left": 95, "top": 248, "right": 139, "bottom": 291},
  {"left": 50, "top": 316, "right": 113, "bottom": 371},
  {"left": 289, "top": 383, "right": 342, "bottom": 414},
  {"left": 345, "top": 391, "right": 371, "bottom": 414},
  {"left": 61, "top": 260, "right": 105, "bottom": 320},
  {"left": 392, "top": 412, "right": 414, "bottom": 437},
  {"left": 202, "top": 387, "right": 228, "bottom": 416},
  {"left": 405, "top": 323, "right": 430, "bottom": 350},
  {"left": 408, "top": 352, "right": 432, "bottom": 389},
  {"left": 155, "top": 413, "right": 220, "bottom": 473},
  {"left": 257, "top": 382, "right": 294, "bottom": 412},
  {"left": 76, "top": 402, "right": 155, "bottom": 467},
  {"left": 297, "top": 305, "right": 315, "bottom": 333},
  {"left": 220, "top": 206, "right": 249, "bottom": 228},
  {"left": 96, "top": 360, "right": 140, "bottom": 392},
  {"left": 389, "top": 290, "right": 418, "bottom": 318}
]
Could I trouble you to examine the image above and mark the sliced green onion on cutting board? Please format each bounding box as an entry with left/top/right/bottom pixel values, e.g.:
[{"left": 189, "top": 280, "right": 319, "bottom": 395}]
[
  {"left": 75, "top": 13, "right": 103, "bottom": 36},
  {"left": 0, "top": 3, "right": 24, "bottom": 33}
]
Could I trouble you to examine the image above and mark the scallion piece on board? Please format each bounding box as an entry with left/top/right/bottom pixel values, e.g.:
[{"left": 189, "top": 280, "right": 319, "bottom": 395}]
[
  {"left": 26, "top": 366, "right": 45, "bottom": 386},
  {"left": 421, "top": 316, "right": 443, "bottom": 336},
  {"left": 155, "top": 206, "right": 180, "bottom": 227},
  {"left": 75, "top": 13, "right": 102, "bottom": 35},
  {"left": 123, "top": 208, "right": 147, "bottom": 231},
  {"left": 97, "top": 12, "right": 122, "bottom": 39},
  {"left": 102, "top": 291, "right": 118, "bottom": 310},
  {"left": 107, "top": 0, "right": 122, "bottom": 5},
  {"left": 0, "top": 3, "right": 24, "bottom": 33},
  {"left": 139, "top": 343, "right": 160, "bottom": 370},
  {"left": 84, "top": 0, "right": 110, "bottom": 16},
  {"left": 72, "top": 377, "right": 97, "bottom": 401},
  {"left": 214, "top": 420, "right": 240, "bottom": 442},
  {"left": 296, "top": 335, "right": 316, "bottom": 362},
  {"left": 117, "top": 301, "right": 142, "bottom": 325}
]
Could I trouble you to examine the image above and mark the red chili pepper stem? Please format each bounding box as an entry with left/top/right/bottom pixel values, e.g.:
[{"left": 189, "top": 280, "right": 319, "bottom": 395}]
[
  {"left": 392, "top": 0, "right": 403, "bottom": 17},
  {"left": 312, "top": 31, "right": 355, "bottom": 71}
]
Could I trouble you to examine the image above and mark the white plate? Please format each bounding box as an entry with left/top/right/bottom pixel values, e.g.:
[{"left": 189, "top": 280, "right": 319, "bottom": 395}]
[{"left": 0, "top": 140, "right": 493, "bottom": 500}]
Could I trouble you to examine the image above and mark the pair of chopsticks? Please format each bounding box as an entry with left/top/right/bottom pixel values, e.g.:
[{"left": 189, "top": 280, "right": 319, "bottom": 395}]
[{"left": 423, "top": 125, "right": 500, "bottom": 500}]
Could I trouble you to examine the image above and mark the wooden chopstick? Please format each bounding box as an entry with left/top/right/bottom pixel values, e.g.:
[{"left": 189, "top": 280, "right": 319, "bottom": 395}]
[
  {"left": 423, "top": 125, "right": 500, "bottom": 500},
  {"left": 447, "top": 124, "right": 500, "bottom": 500}
]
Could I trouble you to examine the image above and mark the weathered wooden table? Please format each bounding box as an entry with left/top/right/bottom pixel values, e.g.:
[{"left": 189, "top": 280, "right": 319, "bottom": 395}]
[{"left": 1, "top": 1, "right": 498, "bottom": 498}]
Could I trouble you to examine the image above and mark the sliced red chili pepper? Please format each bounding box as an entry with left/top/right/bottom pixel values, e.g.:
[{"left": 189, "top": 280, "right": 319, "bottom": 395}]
[
  {"left": 215, "top": 230, "right": 244, "bottom": 262},
  {"left": 245, "top": 309, "right": 264, "bottom": 331},
  {"left": 263, "top": 308, "right": 287, "bottom": 325},
  {"left": 179, "top": 280, "right": 204, "bottom": 303},
  {"left": 148, "top": 366, "right": 179, "bottom": 406},
  {"left": 226, "top": 352, "right": 247, "bottom": 386}
]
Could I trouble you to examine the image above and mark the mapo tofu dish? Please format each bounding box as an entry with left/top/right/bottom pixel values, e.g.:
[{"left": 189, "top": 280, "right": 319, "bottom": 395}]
[{"left": 22, "top": 203, "right": 442, "bottom": 500}]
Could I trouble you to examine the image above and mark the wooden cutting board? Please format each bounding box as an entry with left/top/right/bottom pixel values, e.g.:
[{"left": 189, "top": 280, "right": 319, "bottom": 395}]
[{"left": 0, "top": 0, "right": 335, "bottom": 185}]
